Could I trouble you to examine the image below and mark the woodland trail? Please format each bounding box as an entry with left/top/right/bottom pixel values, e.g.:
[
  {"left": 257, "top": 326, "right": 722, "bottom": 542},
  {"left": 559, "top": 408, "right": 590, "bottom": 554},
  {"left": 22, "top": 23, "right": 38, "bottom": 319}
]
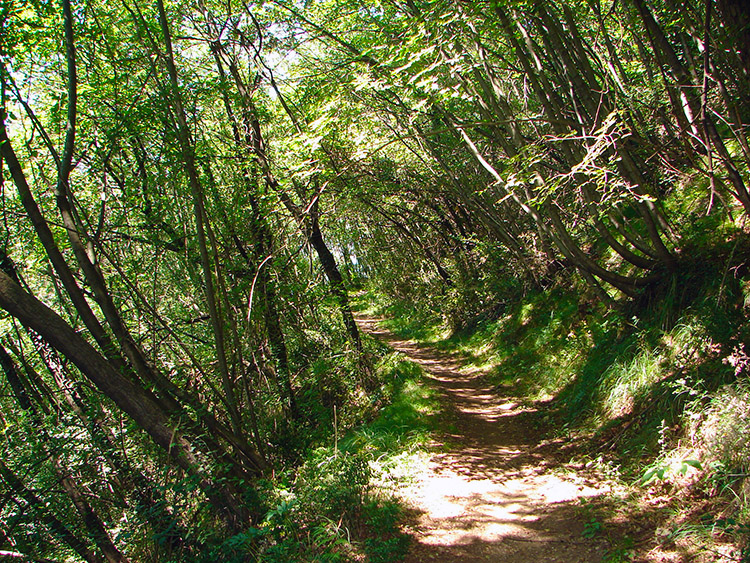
[{"left": 356, "top": 315, "right": 617, "bottom": 563}]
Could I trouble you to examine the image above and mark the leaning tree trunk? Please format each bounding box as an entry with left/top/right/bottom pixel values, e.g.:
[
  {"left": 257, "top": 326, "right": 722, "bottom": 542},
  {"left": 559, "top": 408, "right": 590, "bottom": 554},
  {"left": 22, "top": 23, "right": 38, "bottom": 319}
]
[
  {"left": 155, "top": 0, "right": 241, "bottom": 433},
  {"left": 211, "top": 46, "right": 300, "bottom": 420},
  {"left": 308, "top": 205, "right": 363, "bottom": 351},
  {"left": 0, "top": 458, "right": 104, "bottom": 563},
  {"left": 0, "top": 270, "right": 255, "bottom": 530}
]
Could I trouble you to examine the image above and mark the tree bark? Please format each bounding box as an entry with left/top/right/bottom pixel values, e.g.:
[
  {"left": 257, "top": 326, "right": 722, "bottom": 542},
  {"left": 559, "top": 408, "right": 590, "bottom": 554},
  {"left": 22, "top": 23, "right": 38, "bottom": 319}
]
[
  {"left": 211, "top": 45, "right": 300, "bottom": 420},
  {"left": 0, "top": 271, "right": 253, "bottom": 528},
  {"left": 155, "top": 0, "right": 240, "bottom": 432},
  {"left": 0, "top": 459, "right": 103, "bottom": 563}
]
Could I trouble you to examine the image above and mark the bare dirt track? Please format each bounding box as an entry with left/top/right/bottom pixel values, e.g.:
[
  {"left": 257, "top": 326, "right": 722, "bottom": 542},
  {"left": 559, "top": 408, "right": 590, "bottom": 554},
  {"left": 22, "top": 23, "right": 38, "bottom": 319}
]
[{"left": 356, "top": 315, "right": 616, "bottom": 563}]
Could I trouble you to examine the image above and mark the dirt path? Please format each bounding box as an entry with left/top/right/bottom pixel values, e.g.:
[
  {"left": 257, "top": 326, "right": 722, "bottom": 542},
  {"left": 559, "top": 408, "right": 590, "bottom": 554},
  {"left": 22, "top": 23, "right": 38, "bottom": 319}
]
[{"left": 356, "top": 315, "right": 616, "bottom": 563}]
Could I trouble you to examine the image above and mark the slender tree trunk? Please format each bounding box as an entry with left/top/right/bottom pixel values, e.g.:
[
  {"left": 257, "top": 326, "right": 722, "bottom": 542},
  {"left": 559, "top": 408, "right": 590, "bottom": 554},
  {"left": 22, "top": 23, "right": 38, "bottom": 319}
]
[
  {"left": 0, "top": 459, "right": 104, "bottom": 563},
  {"left": 211, "top": 47, "right": 299, "bottom": 419},
  {"left": 55, "top": 464, "right": 131, "bottom": 563},
  {"left": 308, "top": 205, "right": 363, "bottom": 352},
  {"left": 52, "top": 2, "right": 188, "bottom": 422},
  {"left": 0, "top": 270, "right": 253, "bottom": 529},
  {"left": 155, "top": 0, "right": 240, "bottom": 432}
]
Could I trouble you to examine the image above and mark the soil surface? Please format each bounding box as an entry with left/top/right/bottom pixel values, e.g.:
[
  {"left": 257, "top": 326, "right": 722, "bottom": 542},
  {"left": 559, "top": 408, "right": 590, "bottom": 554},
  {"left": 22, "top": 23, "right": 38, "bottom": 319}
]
[{"left": 356, "top": 315, "right": 618, "bottom": 563}]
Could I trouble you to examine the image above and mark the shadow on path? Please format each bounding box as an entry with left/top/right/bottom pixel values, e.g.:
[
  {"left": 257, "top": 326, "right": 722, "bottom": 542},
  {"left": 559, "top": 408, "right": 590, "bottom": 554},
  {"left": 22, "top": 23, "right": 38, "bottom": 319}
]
[{"left": 356, "top": 315, "right": 611, "bottom": 563}]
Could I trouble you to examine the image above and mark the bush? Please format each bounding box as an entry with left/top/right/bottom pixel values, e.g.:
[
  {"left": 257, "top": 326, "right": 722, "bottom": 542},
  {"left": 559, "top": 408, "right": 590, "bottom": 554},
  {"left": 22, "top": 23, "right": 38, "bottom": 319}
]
[
  {"left": 697, "top": 383, "right": 750, "bottom": 478},
  {"left": 295, "top": 448, "right": 371, "bottom": 523}
]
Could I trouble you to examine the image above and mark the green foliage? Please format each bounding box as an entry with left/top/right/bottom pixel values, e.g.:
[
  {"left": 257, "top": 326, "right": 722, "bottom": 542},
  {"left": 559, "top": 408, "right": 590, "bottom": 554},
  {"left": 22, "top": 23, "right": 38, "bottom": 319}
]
[
  {"left": 582, "top": 516, "right": 603, "bottom": 538},
  {"left": 639, "top": 459, "right": 703, "bottom": 486},
  {"left": 295, "top": 449, "right": 370, "bottom": 523},
  {"left": 226, "top": 346, "right": 431, "bottom": 561},
  {"left": 197, "top": 528, "right": 265, "bottom": 563},
  {"left": 695, "top": 383, "right": 750, "bottom": 481},
  {"left": 704, "top": 517, "right": 750, "bottom": 561},
  {"left": 2, "top": 0, "right": 750, "bottom": 558},
  {"left": 602, "top": 537, "right": 635, "bottom": 563}
]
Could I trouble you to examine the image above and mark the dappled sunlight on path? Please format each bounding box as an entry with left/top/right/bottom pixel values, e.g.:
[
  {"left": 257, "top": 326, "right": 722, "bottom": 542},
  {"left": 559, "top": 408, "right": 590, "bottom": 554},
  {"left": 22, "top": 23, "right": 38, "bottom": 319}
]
[{"left": 356, "top": 315, "right": 611, "bottom": 562}]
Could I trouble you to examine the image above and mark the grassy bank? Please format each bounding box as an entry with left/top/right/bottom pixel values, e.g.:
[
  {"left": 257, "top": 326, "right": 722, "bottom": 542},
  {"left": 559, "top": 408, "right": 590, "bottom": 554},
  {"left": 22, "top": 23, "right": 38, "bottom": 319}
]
[{"left": 355, "top": 255, "right": 750, "bottom": 561}]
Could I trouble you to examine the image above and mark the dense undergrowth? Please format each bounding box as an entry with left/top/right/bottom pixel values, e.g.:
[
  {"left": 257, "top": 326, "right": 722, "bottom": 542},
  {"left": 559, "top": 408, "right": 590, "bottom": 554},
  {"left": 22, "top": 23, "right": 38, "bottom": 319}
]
[
  {"left": 357, "top": 240, "right": 750, "bottom": 561},
  {"left": 207, "top": 338, "right": 438, "bottom": 562}
]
